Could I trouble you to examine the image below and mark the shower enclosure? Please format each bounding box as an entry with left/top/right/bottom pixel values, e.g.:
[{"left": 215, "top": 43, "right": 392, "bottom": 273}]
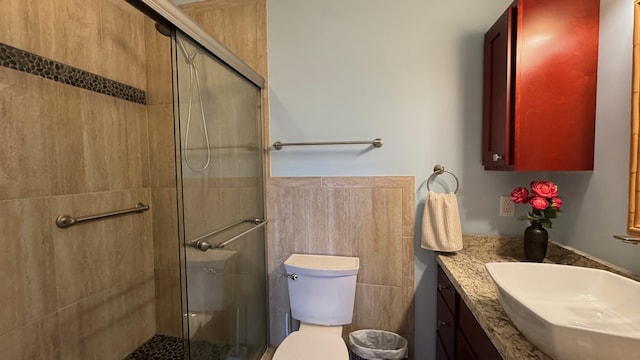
[
  {"left": 172, "top": 31, "right": 268, "bottom": 360},
  {"left": 0, "top": 0, "right": 267, "bottom": 358},
  {"left": 130, "top": 0, "right": 269, "bottom": 358}
]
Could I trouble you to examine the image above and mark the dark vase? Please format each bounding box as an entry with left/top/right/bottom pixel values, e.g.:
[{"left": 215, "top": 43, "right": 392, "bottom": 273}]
[{"left": 523, "top": 220, "right": 548, "bottom": 262}]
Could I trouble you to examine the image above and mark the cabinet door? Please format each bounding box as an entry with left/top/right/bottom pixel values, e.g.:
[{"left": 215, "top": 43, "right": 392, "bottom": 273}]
[
  {"left": 459, "top": 299, "right": 502, "bottom": 360},
  {"left": 437, "top": 266, "right": 457, "bottom": 314},
  {"left": 437, "top": 292, "right": 456, "bottom": 359},
  {"left": 482, "top": 5, "right": 515, "bottom": 169},
  {"left": 456, "top": 329, "right": 477, "bottom": 360},
  {"left": 436, "top": 335, "right": 450, "bottom": 360},
  {"left": 512, "top": 0, "right": 599, "bottom": 171}
]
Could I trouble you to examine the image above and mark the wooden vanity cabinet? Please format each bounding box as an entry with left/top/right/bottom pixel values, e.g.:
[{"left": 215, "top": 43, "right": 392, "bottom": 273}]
[
  {"left": 436, "top": 265, "right": 502, "bottom": 360},
  {"left": 482, "top": 0, "right": 600, "bottom": 171}
]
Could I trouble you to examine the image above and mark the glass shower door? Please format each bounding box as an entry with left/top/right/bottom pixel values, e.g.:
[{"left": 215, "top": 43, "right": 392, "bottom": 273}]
[{"left": 172, "top": 31, "right": 267, "bottom": 360}]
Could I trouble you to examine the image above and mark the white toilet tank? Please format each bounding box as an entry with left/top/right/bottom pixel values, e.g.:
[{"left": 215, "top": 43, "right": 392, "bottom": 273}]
[{"left": 284, "top": 254, "right": 359, "bottom": 326}]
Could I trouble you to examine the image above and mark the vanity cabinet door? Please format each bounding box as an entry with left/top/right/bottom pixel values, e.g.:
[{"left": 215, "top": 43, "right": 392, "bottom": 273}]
[
  {"left": 456, "top": 329, "right": 477, "bottom": 360},
  {"left": 482, "top": 0, "right": 600, "bottom": 171},
  {"left": 437, "top": 266, "right": 457, "bottom": 313},
  {"left": 437, "top": 292, "right": 456, "bottom": 359},
  {"left": 459, "top": 299, "right": 502, "bottom": 360},
  {"left": 436, "top": 265, "right": 503, "bottom": 360},
  {"left": 436, "top": 334, "right": 449, "bottom": 360}
]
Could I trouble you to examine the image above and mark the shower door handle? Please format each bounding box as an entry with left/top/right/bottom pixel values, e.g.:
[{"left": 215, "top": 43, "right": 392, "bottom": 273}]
[
  {"left": 212, "top": 219, "right": 268, "bottom": 249},
  {"left": 193, "top": 239, "right": 213, "bottom": 251},
  {"left": 188, "top": 219, "right": 268, "bottom": 252}
]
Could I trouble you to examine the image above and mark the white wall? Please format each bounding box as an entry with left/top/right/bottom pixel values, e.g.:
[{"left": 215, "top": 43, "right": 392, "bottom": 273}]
[{"left": 267, "top": 0, "right": 637, "bottom": 358}]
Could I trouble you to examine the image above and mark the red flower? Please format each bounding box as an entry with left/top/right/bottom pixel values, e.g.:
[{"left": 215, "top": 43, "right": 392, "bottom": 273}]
[
  {"left": 530, "top": 180, "right": 558, "bottom": 198},
  {"left": 511, "top": 179, "right": 562, "bottom": 229},
  {"left": 510, "top": 187, "right": 530, "bottom": 204},
  {"left": 530, "top": 197, "right": 549, "bottom": 210},
  {"left": 551, "top": 197, "right": 562, "bottom": 210}
]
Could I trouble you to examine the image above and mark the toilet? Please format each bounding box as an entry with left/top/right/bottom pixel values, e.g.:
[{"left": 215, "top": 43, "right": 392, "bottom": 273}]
[{"left": 273, "top": 253, "right": 360, "bottom": 360}]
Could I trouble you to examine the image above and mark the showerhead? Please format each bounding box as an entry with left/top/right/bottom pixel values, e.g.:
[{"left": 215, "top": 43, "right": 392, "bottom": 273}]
[
  {"left": 153, "top": 22, "right": 195, "bottom": 64},
  {"left": 154, "top": 22, "right": 171, "bottom": 37}
]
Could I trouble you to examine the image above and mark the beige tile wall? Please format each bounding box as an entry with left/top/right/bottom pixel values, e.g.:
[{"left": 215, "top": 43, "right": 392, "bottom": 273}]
[
  {"left": 266, "top": 177, "right": 415, "bottom": 358},
  {"left": 178, "top": 0, "right": 271, "bottom": 176},
  {"left": 0, "top": 72, "right": 156, "bottom": 359},
  {"left": 179, "top": 0, "right": 268, "bottom": 78},
  {"left": 0, "top": 0, "right": 155, "bottom": 358},
  {"left": 0, "top": 0, "right": 147, "bottom": 90}
]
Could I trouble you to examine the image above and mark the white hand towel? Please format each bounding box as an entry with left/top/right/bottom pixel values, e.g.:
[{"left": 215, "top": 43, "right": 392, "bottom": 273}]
[{"left": 421, "top": 191, "right": 463, "bottom": 252}]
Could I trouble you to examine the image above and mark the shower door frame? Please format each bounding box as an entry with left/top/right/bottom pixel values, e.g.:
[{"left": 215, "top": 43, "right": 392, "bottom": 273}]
[
  {"left": 128, "top": 0, "right": 265, "bottom": 89},
  {"left": 127, "top": 0, "right": 269, "bottom": 358}
]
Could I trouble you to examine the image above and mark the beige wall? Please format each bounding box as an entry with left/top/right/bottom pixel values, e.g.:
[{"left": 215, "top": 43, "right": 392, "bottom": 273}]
[
  {"left": 0, "top": 0, "right": 154, "bottom": 359},
  {"left": 180, "top": 0, "right": 268, "bottom": 78},
  {"left": 267, "top": 177, "right": 415, "bottom": 358},
  {"left": 1, "top": 0, "right": 147, "bottom": 90}
]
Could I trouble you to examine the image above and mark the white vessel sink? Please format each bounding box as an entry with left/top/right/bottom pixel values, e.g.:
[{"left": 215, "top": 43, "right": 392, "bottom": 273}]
[{"left": 485, "top": 262, "right": 640, "bottom": 360}]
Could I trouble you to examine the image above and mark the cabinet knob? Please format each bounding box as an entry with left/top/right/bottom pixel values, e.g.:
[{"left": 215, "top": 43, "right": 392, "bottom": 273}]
[
  {"left": 492, "top": 153, "right": 503, "bottom": 162},
  {"left": 437, "top": 284, "right": 449, "bottom": 291},
  {"left": 438, "top": 321, "right": 450, "bottom": 327}
]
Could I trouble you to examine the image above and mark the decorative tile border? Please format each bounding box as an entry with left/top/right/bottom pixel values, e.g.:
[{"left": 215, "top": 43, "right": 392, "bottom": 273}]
[{"left": 0, "top": 42, "right": 146, "bottom": 104}]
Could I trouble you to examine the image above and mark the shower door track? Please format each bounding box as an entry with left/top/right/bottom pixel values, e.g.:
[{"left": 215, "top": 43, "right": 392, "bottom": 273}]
[{"left": 127, "top": 0, "right": 265, "bottom": 89}]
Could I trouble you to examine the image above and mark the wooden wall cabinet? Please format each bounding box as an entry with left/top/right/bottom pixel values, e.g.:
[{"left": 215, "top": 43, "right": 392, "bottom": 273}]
[
  {"left": 482, "top": 0, "right": 600, "bottom": 171},
  {"left": 436, "top": 265, "right": 502, "bottom": 360}
]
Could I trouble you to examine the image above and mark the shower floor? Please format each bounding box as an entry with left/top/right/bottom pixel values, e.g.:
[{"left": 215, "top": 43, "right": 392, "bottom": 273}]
[{"left": 123, "top": 334, "right": 230, "bottom": 360}]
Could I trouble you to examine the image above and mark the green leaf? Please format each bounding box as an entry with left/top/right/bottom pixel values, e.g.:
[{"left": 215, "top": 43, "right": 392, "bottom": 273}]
[
  {"left": 544, "top": 208, "right": 558, "bottom": 219},
  {"left": 541, "top": 218, "right": 552, "bottom": 228}
]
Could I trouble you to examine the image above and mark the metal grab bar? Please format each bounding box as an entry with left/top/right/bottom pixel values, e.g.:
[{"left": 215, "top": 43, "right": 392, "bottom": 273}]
[
  {"left": 189, "top": 218, "right": 267, "bottom": 251},
  {"left": 56, "top": 202, "right": 150, "bottom": 229},
  {"left": 189, "top": 218, "right": 263, "bottom": 244},
  {"left": 272, "top": 138, "right": 383, "bottom": 150},
  {"left": 185, "top": 143, "right": 257, "bottom": 151}
]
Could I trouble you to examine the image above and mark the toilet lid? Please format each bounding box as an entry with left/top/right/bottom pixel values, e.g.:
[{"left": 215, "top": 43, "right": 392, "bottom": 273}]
[{"left": 273, "top": 331, "right": 349, "bottom": 360}]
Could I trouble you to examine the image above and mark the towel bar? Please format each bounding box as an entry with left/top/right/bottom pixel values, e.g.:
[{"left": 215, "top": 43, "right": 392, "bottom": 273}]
[
  {"left": 56, "top": 203, "right": 150, "bottom": 229},
  {"left": 272, "top": 138, "right": 383, "bottom": 150}
]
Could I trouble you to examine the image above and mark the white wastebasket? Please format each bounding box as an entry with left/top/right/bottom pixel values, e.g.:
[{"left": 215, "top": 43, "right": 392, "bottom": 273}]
[{"left": 348, "top": 329, "right": 408, "bottom": 360}]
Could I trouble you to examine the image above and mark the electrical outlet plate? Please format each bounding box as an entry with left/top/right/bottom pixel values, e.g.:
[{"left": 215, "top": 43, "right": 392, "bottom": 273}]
[{"left": 500, "top": 195, "right": 514, "bottom": 217}]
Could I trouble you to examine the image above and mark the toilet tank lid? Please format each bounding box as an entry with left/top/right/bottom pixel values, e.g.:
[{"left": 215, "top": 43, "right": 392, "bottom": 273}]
[{"left": 284, "top": 254, "right": 359, "bottom": 276}]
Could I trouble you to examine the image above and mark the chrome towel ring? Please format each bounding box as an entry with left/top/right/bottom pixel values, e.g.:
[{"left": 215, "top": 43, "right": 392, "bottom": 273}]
[{"left": 426, "top": 164, "right": 460, "bottom": 194}]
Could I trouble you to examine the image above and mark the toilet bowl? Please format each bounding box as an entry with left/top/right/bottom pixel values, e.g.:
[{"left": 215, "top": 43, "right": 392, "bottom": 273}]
[{"left": 272, "top": 254, "right": 359, "bottom": 360}]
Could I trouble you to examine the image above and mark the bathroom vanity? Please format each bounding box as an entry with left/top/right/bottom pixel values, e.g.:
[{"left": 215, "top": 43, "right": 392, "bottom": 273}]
[
  {"left": 435, "top": 235, "right": 640, "bottom": 360},
  {"left": 436, "top": 265, "right": 501, "bottom": 360}
]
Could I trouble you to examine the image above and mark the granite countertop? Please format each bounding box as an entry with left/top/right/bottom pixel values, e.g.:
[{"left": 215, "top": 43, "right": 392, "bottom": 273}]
[{"left": 436, "top": 235, "right": 640, "bottom": 360}]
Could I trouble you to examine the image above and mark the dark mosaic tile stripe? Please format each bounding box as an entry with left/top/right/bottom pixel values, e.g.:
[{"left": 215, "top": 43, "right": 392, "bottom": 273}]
[
  {"left": 0, "top": 42, "right": 146, "bottom": 104},
  {"left": 123, "top": 334, "right": 230, "bottom": 360}
]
